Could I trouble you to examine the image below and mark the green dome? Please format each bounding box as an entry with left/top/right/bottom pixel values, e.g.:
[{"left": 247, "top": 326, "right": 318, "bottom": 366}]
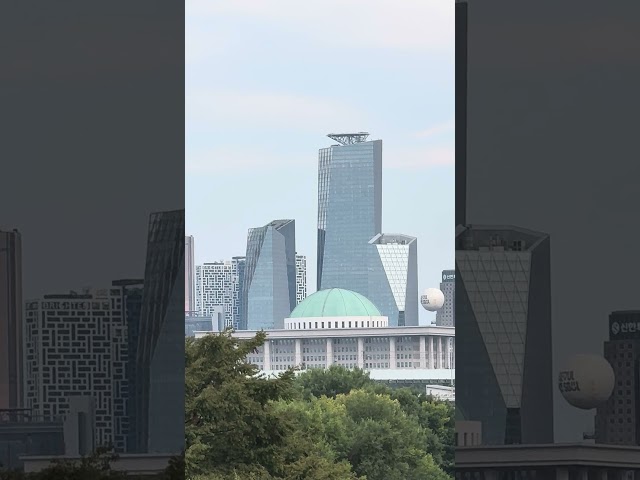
[{"left": 290, "top": 288, "right": 381, "bottom": 318}]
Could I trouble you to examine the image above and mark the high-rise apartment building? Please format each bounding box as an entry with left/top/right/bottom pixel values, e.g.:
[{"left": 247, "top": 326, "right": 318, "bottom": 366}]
[
  {"left": 295, "top": 254, "right": 307, "bottom": 305},
  {"left": 24, "top": 288, "right": 129, "bottom": 451},
  {"left": 317, "top": 133, "right": 382, "bottom": 299},
  {"left": 242, "top": 220, "right": 296, "bottom": 330},
  {"left": 368, "top": 234, "right": 418, "bottom": 327},
  {"left": 0, "top": 229, "right": 23, "bottom": 410},
  {"left": 136, "top": 210, "right": 184, "bottom": 454},
  {"left": 436, "top": 270, "right": 456, "bottom": 327},
  {"left": 195, "top": 257, "right": 245, "bottom": 330},
  {"left": 185, "top": 235, "right": 195, "bottom": 314},
  {"left": 595, "top": 311, "right": 640, "bottom": 445},
  {"left": 456, "top": 225, "right": 553, "bottom": 445}
]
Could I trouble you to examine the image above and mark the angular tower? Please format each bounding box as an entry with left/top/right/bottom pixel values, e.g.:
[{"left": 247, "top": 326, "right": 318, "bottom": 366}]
[
  {"left": 368, "top": 234, "right": 418, "bottom": 326},
  {"left": 242, "top": 219, "right": 296, "bottom": 330},
  {"left": 456, "top": 225, "right": 553, "bottom": 445}
]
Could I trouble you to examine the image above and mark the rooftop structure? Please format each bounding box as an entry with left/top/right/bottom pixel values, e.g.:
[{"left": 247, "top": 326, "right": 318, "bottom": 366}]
[{"left": 327, "top": 132, "right": 370, "bottom": 145}]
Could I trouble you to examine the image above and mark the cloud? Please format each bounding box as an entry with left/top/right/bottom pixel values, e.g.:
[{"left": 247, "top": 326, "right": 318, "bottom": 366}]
[
  {"left": 187, "top": 0, "right": 453, "bottom": 54},
  {"left": 416, "top": 120, "right": 455, "bottom": 138},
  {"left": 186, "top": 90, "right": 366, "bottom": 133},
  {"left": 385, "top": 146, "right": 454, "bottom": 170}
]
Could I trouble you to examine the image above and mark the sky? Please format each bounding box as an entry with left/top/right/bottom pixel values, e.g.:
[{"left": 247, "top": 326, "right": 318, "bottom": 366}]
[
  {"left": 185, "top": 0, "right": 455, "bottom": 325},
  {"left": 465, "top": 0, "right": 640, "bottom": 442}
]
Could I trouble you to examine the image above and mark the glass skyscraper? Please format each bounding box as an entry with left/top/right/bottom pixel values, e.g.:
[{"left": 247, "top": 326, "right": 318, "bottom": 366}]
[
  {"left": 241, "top": 219, "right": 296, "bottom": 330},
  {"left": 368, "top": 234, "right": 418, "bottom": 327},
  {"left": 317, "top": 134, "right": 383, "bottom": 300},
  {"left": 135, "top": 209, "right": 184, "bottom": 454}
]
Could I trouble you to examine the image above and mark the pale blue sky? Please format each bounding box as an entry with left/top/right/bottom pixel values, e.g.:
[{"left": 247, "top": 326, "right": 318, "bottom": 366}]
[{"left": 186, "top": 1, "right": 454, "bottom": 324}]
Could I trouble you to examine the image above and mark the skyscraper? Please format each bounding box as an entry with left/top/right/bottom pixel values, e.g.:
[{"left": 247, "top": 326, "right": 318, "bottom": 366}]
[
  {"left": 241, "top": 219, "right": 296, "bottom": 330},
  {"left": 595, "top": 311, "right": 640, "bottom": 445},
  {"left": 195, "top": 258, "right": 244, "bottom": 329},
  {"left": 24, "top": 288, "right": 129, "bottom": 451},
  {"left": 295, "top": 254, "right": 307, "bottom": 305},
  {"left": 436, "top": 270, "right": 456, "bottom": 327},
  {"left": 0, "top": 229, "right": 23, "bottom": 410},
  {"left": 135, "top": 210, "right": 184, "bottom": 454},
  {"left": 317, "top": 133, "right": 382, "bottom": 298},
  {"left": 368, "top": 234, "right": 418, "bottom": 327},
  {"left": 456, "top": 225, "right": 553, "bottom": 445},
  {"left": 185, "top": 235, "right": 195, "bottom": 313}
]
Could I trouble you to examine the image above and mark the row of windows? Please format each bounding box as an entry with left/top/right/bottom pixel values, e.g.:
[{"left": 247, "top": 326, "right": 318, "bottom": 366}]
[{"left": 289, "top": 320, "right": 385, "bottom": 329}]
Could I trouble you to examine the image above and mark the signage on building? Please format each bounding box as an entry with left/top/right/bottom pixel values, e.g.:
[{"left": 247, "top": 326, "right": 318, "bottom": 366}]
[
  {"left": 558, "top": 370, "right": 581, "bottom": 393},
  {"left": 610, "top": 317, "right": 640, "bottom": 340},
  {"left": 442, "top": 270, "right": 455, "bottom": 282}
]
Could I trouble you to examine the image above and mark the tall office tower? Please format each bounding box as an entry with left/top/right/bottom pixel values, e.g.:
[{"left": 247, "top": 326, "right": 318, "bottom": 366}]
[
  {"left": 24, "top": 288, "right": 129, "bottom": 451},
  {"left": 456, "top": 0, "right": 468, "bottom": 228},
  {"left": 456, "top": 225, "right": 553, "bottom": 445},
  {"left": 436, "top": 270, "right": 456, "bottom": 327},
  {"left": 241, "top": 220, "right": 296, "bottom": 330},
  {"left": 136, "top": 210, "right": 184, "bottom": 454},
  {"left": 195, "top": 259, "right": 244, "bottom": 329},
  {"left": 295, "top": 254, "right": 307, "bottom": 305},
  {"left": 0, "top": 229, "right": 23, "bottom": 409},
  {"left": 317, "top": 133, "right": 382, "bottom": 298},
  {"left": 185, "top": 235, "right": 195, "bottom": 314},
  {"left": 595, "top": 311, "right": 640, "bottom": 445},
  {"left": 368, "top": 234, "right": 418, "bottom": 327},
  {"left": 111, "top": 278, "right": 144, "bottom": 453}
]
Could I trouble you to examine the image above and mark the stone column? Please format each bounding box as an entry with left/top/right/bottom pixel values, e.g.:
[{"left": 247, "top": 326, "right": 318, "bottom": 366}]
[
  {"left": 263, "top": 340, "right": 271, "bottom": 371},
  {"left": 451, "top": 338, "right": 455, "bottom": 369},
  {"left": 556, "top": 467, "right": 569, "bottom": 480},
  {"left": 357, "top": 338, "right": 364, "bottom": 369},
  {"left": 598, "top": 470, "right": 608, "bottom": 480},
  {"left": 437, "top": 337, "right": 443, "bottom": 369},
  {"left": 419, "top": 336, "right": 426, "bottom": 368},
  {"left": 295, "top": 338, "right": 302, "bottom": 366},
  {"left": 428, "top": 336, "right": 434, "bottom": 369},
  {"left": 389, "top": 337, "right": 396, "bottom": 369},
  {"left": 326, "top": 338, "right": 333, "bottom": 368}
]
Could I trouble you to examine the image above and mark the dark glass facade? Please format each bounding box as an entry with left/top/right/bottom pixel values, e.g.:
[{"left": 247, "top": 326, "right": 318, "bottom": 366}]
[{"left": 134, "top": 210, "right": 184, "bottom": 454}]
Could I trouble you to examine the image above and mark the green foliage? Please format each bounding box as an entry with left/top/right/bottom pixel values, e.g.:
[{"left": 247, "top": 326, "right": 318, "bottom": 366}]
[{"left": 184, "top": 333, "right": 454, "bottom": 479}]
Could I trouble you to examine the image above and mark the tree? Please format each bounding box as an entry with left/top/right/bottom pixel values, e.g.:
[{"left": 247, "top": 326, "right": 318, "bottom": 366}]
[
  {"left": 185, "top": 331, "right": 296, "bottom": 478},
  {"left": 294, "top": 366, "right": 375, "bottom": 400},
  {"left": 185, "top": 332, "right": 362, "bottom": 479}
]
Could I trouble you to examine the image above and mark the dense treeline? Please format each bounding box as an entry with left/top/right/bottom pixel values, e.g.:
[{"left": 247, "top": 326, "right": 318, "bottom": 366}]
[
  {"left": 0, "top": 331, "right": 454, "bottom": 479},
  {"left": 185, "top": 331, "right": 454, "bottom": 480}
]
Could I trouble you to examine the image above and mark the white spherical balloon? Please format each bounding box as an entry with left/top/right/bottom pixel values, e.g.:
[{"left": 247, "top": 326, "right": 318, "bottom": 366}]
[
  {"left": 421, "top": 288, "right": 445, "bottom": 312},
  {"left": 558, "top": 354, "right": 614, "bottom": 410}
]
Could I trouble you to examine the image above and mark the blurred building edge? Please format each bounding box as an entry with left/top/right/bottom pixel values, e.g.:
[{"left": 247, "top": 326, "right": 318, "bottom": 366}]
[
  {"left": 0, "top": 229, "right": 23, "bottom": 411},
  {"left": 134, "top": 210, "right": 185, "bottom": 455},
  {"left": 456, "top": 444, "right": 640, "bottom": 480}
]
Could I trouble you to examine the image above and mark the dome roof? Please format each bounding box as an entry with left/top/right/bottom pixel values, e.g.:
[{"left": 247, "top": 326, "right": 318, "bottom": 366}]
[{"left": 290, "top": 288, "right": 381, "bottom": 318}]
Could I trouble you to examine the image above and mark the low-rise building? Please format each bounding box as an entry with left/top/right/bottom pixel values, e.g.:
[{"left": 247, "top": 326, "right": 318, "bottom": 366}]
[{"left": 195, "top": 288, "right": 455, "bottom": 383}]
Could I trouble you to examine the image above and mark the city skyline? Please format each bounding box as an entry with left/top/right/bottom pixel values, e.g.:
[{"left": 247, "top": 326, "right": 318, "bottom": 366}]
[{"left": 186, "top": 0, "right": 455, "bottom": 325}]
